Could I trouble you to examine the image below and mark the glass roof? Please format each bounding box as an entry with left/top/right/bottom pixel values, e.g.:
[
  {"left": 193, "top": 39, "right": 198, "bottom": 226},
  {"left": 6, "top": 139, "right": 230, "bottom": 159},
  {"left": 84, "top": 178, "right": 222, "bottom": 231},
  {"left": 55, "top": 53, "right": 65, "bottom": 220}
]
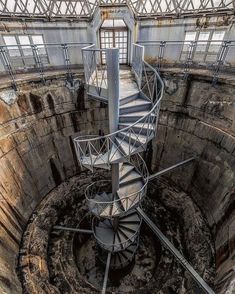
[{"left": 0, "top": 0, "right": 233, "bottom": 19}]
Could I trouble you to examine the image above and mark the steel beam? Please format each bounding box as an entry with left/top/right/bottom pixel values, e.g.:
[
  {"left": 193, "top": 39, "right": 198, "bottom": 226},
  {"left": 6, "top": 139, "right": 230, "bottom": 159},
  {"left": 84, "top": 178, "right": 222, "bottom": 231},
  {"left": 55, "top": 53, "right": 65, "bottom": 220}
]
[
  {"left": 53, "top": 225, "right": 93, "bottom": 234},
  {"left": 137, "top": 208, "right": 215, "bottom": 294},
  {"left": 102, "top": 252, "right": 111, "bottom": 294},
  {"left": 149, "top": 157, "right": 195, "bottom": 180}
]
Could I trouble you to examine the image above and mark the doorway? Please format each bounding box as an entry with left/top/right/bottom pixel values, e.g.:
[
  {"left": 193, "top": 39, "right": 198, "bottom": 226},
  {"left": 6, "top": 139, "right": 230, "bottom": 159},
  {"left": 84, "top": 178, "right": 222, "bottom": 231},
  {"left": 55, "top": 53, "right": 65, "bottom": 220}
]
[{"left": 100, "top": 19, "right": 128, "bottom": 64}]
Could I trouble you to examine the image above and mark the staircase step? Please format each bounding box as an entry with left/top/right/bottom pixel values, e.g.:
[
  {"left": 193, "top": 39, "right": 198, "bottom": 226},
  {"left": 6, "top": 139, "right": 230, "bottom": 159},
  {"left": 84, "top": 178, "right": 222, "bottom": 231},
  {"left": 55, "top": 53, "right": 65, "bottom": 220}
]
[
  {"left": 119, "top": 163, "right": 135, "bottom": 180},
  {"left": 120, "top": 170, "right": 142, "bottom": 185},
  {"left": 120, "top": 92, "right": 139, "bottom": 106},
  {"left": 119, "top": 211, "right": 141, "bottom": 223},
  {"left": 81, "top": 153, "right": 110, "bottom": 169},
  {"left": 100, "top": 202, "right": 121, "bottom": 217},
  {"left": 119, "top": 111, "right": 155, "bottom": 123},
  {"left": 95, "top": 226, "right": 114, "bottom": 245},
  {"left": 120, "top": 99, "right": 151, "bottom": 115},
  {"left": 118, "top": 122, "right": 155, "bottom": 135},
  {"left": 117, "top": 180, "right": 143, "bottom": 210},
  {"left": 115, "top": 137, "right": 142, "bottom": 156},
  {"left": 109, "top": 144, "right": 126, "bottom": 163},
  {"left": 117, "top": 131, "right": 148, "bottom": 146}
]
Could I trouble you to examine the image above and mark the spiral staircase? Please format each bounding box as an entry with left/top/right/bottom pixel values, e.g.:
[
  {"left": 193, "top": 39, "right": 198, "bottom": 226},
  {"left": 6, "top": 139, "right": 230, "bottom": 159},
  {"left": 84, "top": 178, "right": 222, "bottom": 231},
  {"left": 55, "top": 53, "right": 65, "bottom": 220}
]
[{"left": 73, "top": 44, "right": 163, "bottom": 271}]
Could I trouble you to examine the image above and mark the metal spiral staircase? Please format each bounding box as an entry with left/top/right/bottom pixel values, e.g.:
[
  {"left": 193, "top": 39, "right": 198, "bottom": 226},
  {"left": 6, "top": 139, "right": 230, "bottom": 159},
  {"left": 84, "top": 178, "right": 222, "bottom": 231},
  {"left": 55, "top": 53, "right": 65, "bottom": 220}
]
[
  {"left": 69, "top": 44, "right": 215, "bottom": 294},
  {"left": 73, "top": 44, "right": 162, "bottom": 271}
]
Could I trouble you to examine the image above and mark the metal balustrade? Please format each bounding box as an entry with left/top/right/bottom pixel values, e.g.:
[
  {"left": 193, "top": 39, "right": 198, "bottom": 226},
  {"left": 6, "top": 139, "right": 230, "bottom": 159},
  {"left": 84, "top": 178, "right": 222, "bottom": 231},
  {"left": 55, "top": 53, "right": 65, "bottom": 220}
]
[
  {"left": 85, "top": 154, "right": 149, "bottom": 217},
  {"left": 137, "top": 40, "right": 235, "bottom": 83},
  {"left": 82, "top": 44, "right": 108, "bottom": 99},
  {"left": 74, "top": 43, "right": 163, "bottom": 169}
]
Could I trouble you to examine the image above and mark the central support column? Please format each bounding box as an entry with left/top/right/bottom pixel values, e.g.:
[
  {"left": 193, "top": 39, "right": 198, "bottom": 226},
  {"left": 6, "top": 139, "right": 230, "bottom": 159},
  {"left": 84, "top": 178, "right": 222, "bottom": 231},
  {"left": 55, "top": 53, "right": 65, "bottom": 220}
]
[{"left": 106, "top": 48, "right": 120, "bottom": 230}]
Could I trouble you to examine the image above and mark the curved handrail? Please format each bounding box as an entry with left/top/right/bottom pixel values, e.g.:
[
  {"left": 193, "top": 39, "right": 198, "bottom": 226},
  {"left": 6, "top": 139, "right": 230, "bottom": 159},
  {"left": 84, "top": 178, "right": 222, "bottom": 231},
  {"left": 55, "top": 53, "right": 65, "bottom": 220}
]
[
  {"left": 85, "top": 153, "right": 149, "bottom": 217},
  {"left": 74, "top": 43, "right": 164, "bottom": 144}
]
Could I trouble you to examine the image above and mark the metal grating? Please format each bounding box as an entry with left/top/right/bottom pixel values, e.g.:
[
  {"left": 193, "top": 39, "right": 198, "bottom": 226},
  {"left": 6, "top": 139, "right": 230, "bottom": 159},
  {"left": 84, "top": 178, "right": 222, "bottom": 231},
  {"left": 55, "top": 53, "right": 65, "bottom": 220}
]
[{"left": 0, "top": 0, "right": 233, "bottom": 19}]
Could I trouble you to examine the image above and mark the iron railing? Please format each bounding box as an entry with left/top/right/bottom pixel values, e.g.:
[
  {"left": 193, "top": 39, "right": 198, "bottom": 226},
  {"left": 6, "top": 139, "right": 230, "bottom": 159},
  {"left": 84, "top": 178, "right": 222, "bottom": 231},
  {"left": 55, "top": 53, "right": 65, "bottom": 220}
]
[
  {"left": 85, "top": 154, "right": 149, "bottom": 218},
  {"left": 0, "top": 42, "right": 91, "bottom": 89},
  {"left": 74, "top": 43, "right": 163, "bottom": 168},
  {"left": 137, "top": 40, "right": 235, "bottom": 83},
  {"left": 82, "top": 44, "right": 108, "bottom": 99}
]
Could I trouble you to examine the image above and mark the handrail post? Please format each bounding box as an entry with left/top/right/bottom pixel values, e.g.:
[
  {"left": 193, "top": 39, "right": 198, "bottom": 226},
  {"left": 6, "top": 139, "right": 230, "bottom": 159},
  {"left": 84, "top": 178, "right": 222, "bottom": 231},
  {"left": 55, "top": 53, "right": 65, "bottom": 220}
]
[{"left": 106, "top": 48, "right": 120, "bottom": 197}]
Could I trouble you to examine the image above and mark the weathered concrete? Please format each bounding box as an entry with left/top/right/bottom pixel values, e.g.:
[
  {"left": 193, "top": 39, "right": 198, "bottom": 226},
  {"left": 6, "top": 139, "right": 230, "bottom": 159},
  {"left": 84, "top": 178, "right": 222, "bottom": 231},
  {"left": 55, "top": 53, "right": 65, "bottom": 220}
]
[
  {"left": 151, "top": 71, "right": 235, "bottom": 293},
  {"left": 0, "top": 69, "right": 234, "bottom": 293},
  {"left": 0, "top": 76, "right": 108, "bottom": 294}
]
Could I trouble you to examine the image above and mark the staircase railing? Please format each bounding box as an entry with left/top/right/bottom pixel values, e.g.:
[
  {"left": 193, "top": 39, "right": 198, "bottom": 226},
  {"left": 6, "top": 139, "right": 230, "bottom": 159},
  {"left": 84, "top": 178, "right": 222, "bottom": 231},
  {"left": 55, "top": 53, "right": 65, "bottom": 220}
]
[
  {"left": 74, "top": 44, "right": 164, "bottom": 165},
  {"left": 85, "top": 153, "right": 149, "bottom": 217},
  {"left": 82, "top": 44, "right": 108, "bottom": 99}
]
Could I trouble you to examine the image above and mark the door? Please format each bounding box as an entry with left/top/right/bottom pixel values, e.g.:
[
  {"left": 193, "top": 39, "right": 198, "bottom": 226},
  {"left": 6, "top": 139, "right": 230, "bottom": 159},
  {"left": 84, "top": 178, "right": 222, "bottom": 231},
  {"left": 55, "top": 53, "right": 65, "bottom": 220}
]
[{"left": 100, "top": 28, "right": 128, "bottom": 64}]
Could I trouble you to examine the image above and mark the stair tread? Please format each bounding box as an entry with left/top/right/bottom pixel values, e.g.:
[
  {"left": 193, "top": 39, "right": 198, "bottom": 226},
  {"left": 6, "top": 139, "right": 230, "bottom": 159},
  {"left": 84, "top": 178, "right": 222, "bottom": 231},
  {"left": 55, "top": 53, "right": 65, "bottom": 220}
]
[
  {"left": 119, "top": 111, "right": 155, "bottom": 117},
  {"left": 118, "top": 180, "right": 143, "bottom": 197},
  {"left": 119, "top": 163, "right": 135, "bottom": 179},
  {"left": 120, "top": 170, "right": 142, "bottom": 185},
  {"left": 120, "top": 212, "right": 141, "bottom": 223},
  {"left": 115, "top": 138, "right": 139, "bottom": 155},
  {"left": 119, "top": 122, "right": 155, "bottom": 130},
  {"left": 120, "top": 98, "right": 151, "bottom": 109},
  {"left": 100, "top": 202, "right": 121, "bottom": 217},
  {"left": 118, "top": 131, "right": 148, "bottom": 144},
  {"left": 95, "top": 226, "right": 114, "bottom": 244},
  {"left": 109, "top": 144, "right": 124, "bottom": 162}
]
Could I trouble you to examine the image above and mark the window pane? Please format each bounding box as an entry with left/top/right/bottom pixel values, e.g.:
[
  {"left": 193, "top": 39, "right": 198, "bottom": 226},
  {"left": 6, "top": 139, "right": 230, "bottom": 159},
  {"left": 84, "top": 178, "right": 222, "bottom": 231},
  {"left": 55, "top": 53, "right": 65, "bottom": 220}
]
[
  {"left": 18, "top": 35, "right": 33, "bottom": 56},
  {"left": 183, "top": 31, "right": 196, "bottom": 51},
  {"left": 196, "top": 32, "right": 210, "bottom": 52},
  {"left": 32, "top": 35, "right": 46, "bottom": 54},
  {"left": 208, "top": 31, "right": 225, "bottom": 53},
  {"left": 3, "top": 36, "right": 20, "bottom": 57}
]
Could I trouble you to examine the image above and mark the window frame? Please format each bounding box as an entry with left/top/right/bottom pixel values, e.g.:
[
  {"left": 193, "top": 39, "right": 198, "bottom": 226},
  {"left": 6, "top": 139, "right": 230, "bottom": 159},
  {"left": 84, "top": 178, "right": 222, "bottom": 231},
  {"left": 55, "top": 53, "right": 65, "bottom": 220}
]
[
  {"left": 2, "top": 33, "right": 49, "bottom": 69},
  {"left": 181, "top": 29, "right": 226, "bottom": 64}
]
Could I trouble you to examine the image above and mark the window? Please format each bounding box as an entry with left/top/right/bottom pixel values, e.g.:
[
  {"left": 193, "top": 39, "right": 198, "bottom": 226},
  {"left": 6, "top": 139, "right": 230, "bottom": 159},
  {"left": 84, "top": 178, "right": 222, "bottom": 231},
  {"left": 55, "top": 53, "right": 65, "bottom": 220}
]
[
  {"left": 181, "top": 29, "right": 226, "bottom": 63},
  {"left": 2, "top": 34, "right": 48, "bottom": 68},
  {"left": 100, "top": 18, "right": 128, "bottom": 64}
]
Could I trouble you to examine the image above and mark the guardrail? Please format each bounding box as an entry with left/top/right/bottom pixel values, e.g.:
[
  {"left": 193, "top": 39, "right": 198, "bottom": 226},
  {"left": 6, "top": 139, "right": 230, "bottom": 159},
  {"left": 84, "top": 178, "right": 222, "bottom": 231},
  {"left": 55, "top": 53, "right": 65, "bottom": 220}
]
[
  {"left": 137, "top": 40, "right": 235, "bottom": 84},
  {"left": 0, "top": 42, "right": 92, "bottom": 89}
]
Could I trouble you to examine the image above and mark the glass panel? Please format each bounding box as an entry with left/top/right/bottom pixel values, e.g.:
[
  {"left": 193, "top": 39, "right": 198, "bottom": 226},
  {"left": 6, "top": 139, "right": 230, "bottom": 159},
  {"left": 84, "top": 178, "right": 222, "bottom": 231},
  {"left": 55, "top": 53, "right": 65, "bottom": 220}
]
[
  {"left": 196, "top": 32, "right": 210, "bottom": 52},
  {"left": 208, "top": 30, "right": 225, "bottom": 53},
  {"left": 113, "top": 19, "right": 126, "bottom": 27},
  {"left": 3, "top": 36, "right": 20, "bottom": 57},
  {"left": 18, "top": 35, "right": 33, "bottom": 56},
  {"left": 31, "top": 35, "right": 46, "bottom": 54},
  {"left": 183, "top": 31, "right": 196, "bottom": 51}
]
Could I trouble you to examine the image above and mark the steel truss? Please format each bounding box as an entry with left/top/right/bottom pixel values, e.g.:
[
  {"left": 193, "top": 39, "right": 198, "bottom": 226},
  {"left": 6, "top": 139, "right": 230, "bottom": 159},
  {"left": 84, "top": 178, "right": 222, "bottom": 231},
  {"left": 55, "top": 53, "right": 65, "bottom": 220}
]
[{"left": 0, "top": 0, "right": 233, "bottom": 19}]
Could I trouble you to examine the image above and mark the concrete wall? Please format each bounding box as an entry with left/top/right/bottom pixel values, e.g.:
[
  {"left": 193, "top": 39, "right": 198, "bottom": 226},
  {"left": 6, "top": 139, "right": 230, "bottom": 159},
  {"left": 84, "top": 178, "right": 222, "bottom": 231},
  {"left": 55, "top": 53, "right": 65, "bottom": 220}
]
[
  {"left": 0, "top": 76, "right": 108, "bottom": 294},
  {"left": 151, "top": 71, "right": 235, "bottom": 293}
]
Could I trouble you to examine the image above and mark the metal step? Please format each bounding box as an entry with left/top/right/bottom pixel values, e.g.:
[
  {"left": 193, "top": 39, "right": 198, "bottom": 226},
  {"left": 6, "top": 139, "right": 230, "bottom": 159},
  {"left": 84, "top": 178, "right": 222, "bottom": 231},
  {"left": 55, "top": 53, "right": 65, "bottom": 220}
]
[
  {"left": 115, "top": 137, "right": 144, "bottom": 157},
  {"left": 95, "top": 226, "right": 114, "bottom": 245},
  {"left": 120, "top": 98, "right": 151, "bottom": 115},
  {"left": 120, "top": 92, "right": 139, "bottom": 106},
  {"left": 117, "top": 131, "right": 148, "bottom": 146},
  {"left": 119, "top": 163, "right": 135, "bottom": 180},
  {"left": 119, "top": 111, "right": 156, "bottom": 123},
  {"left": 109, "top": 144, "right": 126, "bottom": 163},
  {"left": 81, "top": 153, "right": 110, "bottom": 169},
  {"left": 118, "top": 122, "right": 156, "bottom": 135},
  {"left": 120, "top": 170, "right": 142, "bottom": 185}
]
